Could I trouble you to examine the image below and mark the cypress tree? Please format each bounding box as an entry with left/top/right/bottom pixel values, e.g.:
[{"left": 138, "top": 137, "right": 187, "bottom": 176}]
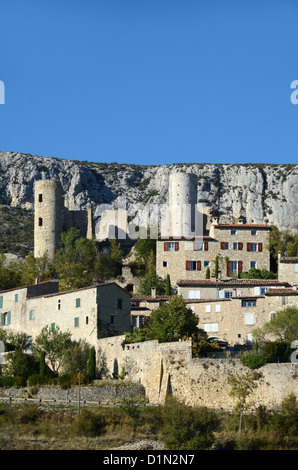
[{"left": 87, "top": 346, "right": 96, "bottom": 380}]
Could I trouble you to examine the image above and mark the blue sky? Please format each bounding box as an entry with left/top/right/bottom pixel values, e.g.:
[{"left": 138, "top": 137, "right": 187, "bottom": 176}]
[{"left": 1, "top": 0, "right": 298, "bottom": 166}]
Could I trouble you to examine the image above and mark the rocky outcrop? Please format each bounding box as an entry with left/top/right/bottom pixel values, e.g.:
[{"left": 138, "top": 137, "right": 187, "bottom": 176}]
[{"left": 0, "top": 151, "right": 297, "bottom": 232}]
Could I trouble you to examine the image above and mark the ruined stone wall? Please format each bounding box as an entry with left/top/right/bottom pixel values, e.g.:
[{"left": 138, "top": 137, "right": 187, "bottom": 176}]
[{"left": 98, "top": 336, "right": 298, "bottom": 410}]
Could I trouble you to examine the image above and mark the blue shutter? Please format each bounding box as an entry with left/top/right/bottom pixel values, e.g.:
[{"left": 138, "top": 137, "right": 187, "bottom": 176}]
[
  {"left": 7, "top": 311, "right": 11, "bottom": 325},
  {"left": 0, "top": 313, "right": 3, "bottom": 326},
  {"left": 0, "top": 296, "right": 3, "bottom": 309}
]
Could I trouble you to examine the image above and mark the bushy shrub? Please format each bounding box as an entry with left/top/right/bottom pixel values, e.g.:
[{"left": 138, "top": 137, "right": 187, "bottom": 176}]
[
  {"left": 240, "top": 353, "right": 267, "bottom": 369},
  {"left": 161, "top": 397, "right": 219, "bottom": 450},
  {"left": 71, "top": 409, "right": 106, "bottom": 436}
]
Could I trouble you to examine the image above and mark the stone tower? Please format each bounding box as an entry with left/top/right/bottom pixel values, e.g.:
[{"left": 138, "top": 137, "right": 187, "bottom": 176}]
[
  {"left": 167, "top": 172, "right": 199, "bottom": 238},
  {"left": 34, "top": 179, "right": 65, "bottom": 259}
]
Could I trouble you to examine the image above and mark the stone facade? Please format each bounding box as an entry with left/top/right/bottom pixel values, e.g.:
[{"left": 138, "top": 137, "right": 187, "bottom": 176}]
[
  {"left": 0, "top": 280, "right": 132, "bottom": 348},
  {"left": 156, "top": 223, "right": 270, "bottom": 286},
  {"left": 98, "top": 335, "right": 298, "bottom": 409},
  {"left": 278, "top": 255, "right": 298, "bottom": 284},
  {"left": 177, "top": 278, "right": 291, "bottom": 300}
]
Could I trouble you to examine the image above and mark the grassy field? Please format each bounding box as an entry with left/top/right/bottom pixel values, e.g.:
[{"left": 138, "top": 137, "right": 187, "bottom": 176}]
[{"left": 0, "top": 399, "right": 297, "bottom": 451}]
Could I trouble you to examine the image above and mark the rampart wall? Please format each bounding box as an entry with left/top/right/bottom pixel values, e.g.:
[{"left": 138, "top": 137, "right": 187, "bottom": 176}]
[{"left": 98, "top": 336, "right": 298, "bottom": 410}]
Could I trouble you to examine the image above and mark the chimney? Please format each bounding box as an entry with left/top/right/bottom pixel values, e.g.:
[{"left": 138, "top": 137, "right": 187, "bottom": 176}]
[
  {"left": 232, "top": 288, "right": 237, "bottom": 298},
  {"left": 151, "top": 287, "right": 156, "bottom": 298}
]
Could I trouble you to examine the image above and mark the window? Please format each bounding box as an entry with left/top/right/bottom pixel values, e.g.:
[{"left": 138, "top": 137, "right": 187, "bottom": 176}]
[
  {"left": 205, "top": 305, "right": 211, "bottom": 313},
  {"left": 220, "top": 242, "right": 229, "bottom": 250},
  {"left": 117, "top": 298, "right": 123, "bottom": 309},
  {"left": 231, "top": 230, "right": 237, "bottom": 235},
  {"left": 269, "top": 312, "right": 276, "bottom": 321},
  {"left": 260, "top": 287, "right": 267, "bottom": 295},
  {"left": 14, "top": 294, "right": 18, "bottom": 303},
  {"left": 29, "top": 309, "right": 35, "bottom": 320},
  {"left": 0, "top": 312, "right": 11, "bottom": 326},
  {"left": 186, "top": 260, "right": 201, "bottom": 271},
  {"left": 139, "top": 316, "right": 145, "bottom": 327},
  {"left": 245, "top": 313, "right": 254, "bottom": 325},
  {"left": 38, "top": 194, "right": 43, "bottom": 202},
  {"left": 250, "top": 261, "right": 256, "bottom": 269},
  {"left": 225, "top": 291, "right": 233, "bottom": 298},
  {"left": 193, "top": 241, "right": 204, "bottom": 251},
  {"left": 247, "top": 333, "right": 253, "bottom": 342},
  {"left": 193, "top": 241, "right": 209, "bottom": 251},
  {"left": 164, "top": 242, "right": 179, "bottom": 251},
  {"left": 230, "top": 261, "right": 238, "bottom": 275},
  {"left": 38, "top": 217, "right": 43, "bottom": 227},
  {"left": 247, "top": 243, "right": 262, "bottom": 252},
  {"left": 233, "top": 242, "right": 238, "bottom": 250},
  {"left": 251, "top": 230, "right": 257, "bottom": 235},
  {"left": 74, "top": 317, "right": 79, "bottom": 327},
  {"left": 132, "top": 316, "right": 137, "bottom": 328},
  {"left": 163, "top": 261, "right": 167, "bottom": 267},
  {"left": 86, "top": 316, "right": 89, "bottom": 325},
  {"left": 215, "top": 304, "right": 221, "bottom": 312},
  {"left": 204, "top": 261, "right": 210, "bottom": 267},
  {"left": 241, "top": 300, "right": 257, "bottom": 307},
  {"left": 110, "top": 315, "right": 115, "bottom": 325},
  {"left": 57, "top": 299, "right": 61, "bottom": 310},
  {"left": 203, "top": 323, "right": 219, "bottom": 333},
  {"left": 188, "top": 290, "right": 200, "bottom": 299},
  {"left": 76, "top": 298, "right": 81, "bottom": 308},
  {"left": 295, "top": 264, "right": 298, "bottom": 273}
]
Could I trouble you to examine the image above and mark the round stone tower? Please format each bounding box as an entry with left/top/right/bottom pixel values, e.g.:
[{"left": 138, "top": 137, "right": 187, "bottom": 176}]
[
  {"left": 34, "top": 179, "right": 65, "bottom": 259},
  {"left": 168, "top": 172, "right": 198, "bottom": 237}
]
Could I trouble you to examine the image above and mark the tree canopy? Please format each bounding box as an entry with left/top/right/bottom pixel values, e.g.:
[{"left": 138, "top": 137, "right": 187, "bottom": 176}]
[{"left": 253, "top": 306, "right": 298, "bottom": 344}]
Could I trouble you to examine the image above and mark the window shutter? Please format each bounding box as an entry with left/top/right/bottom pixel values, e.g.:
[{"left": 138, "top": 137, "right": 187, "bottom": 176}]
[
  {"left": 186, "top": 260, "right": 190, "bottom": 271},
  {"left": 227, "top": 261, "right": 231, "bottom": 276},
  {"left": 197, "top": 261, "right": 201, "bottom": 271},
  {"left": 204, "top": 241, "right": 208, "bottom": 251},
  {"left": 0, "top": 313, "right": 3, "bottom": 326},
  {"left": 220, "top": 242, "right": 225, "bottom": 249},
  {"left": 238, "top": 261, "right": 242, "bottom": 275},
  {"left": 238, "top": 242, "right": 243, "bottom": 250},
  {"left": 164, "top": 242, "right": 168, "bottom": 251},
  {"left": 258, "top": 243, "right": 262, "bottom": 252},
  {"left": 247, "top": 243, "right": 251, "bottom": 252},
  {"left": 0, "top": 296, "right": 3, "bottom": 309},
  {"left": 175, "top": 242, "right": 179, "bottom": 251},
  {"left": 7, "top": 311, "right": 11, "bottom": 325}
]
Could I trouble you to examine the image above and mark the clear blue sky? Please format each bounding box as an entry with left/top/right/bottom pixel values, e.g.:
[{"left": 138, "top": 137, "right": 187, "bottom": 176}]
[{"left": 1, "top": 0, "right": 298, "bottom": 166}]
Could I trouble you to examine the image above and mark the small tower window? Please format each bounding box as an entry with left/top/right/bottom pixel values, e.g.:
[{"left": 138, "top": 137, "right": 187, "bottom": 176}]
[
  {"left": 38, "top": 194, "right": 43, "bottom": 202},
  {"left": 38, "top": 217, "right": 43, "bottom": 227}
]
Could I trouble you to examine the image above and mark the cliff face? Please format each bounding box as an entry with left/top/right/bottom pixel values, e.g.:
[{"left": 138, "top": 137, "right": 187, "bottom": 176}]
[{"left": 0, "top": 151, "right": 297, "bottom": 232}]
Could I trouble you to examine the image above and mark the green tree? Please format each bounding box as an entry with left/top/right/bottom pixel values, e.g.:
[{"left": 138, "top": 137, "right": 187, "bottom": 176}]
[
  {"left": 253, "top": 306, "right": 298, "bottom": 344},
  {"left": 134, "top": 235, "right": 156, "bottom": 273},
  {"left": 228, "top": 370, "right": 261, "bottom": 431},
  {"left": 62, "top": 339, "right": 91, "bottom": 376},
  {"left": 206, "top": 267, "right": 210, "bottom": 279},
  {"left": 32, "top": 325, "right": 73, "bottom": 374},
  {"left": 137, "top": 272, "right": 166, "bottom": 296},
  {"left": 145, "top": 295, "right": 200, "bottom": 343},
  {"left": 165, "top": 274, "right": 171, "bottom": 296},
  {"left": 95, "top": 239, "right": 123, "bottom": 280},
  {"left": 55, "top": 228, "right": 96, "bottom": 290},
  {"left": 87, "top": 346, "right": 96, "bottom": 380}
]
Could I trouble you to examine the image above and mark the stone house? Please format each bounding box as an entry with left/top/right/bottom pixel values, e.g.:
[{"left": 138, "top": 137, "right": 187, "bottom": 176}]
[
  {"left": 156, "top": 221, "right": 271, "bottom": 286},
  {"left": 278, "top": 255, "right": 298, "bottom": 284},
  {"left": 0, "top": 280, "right": 132, "bottom": 349}
]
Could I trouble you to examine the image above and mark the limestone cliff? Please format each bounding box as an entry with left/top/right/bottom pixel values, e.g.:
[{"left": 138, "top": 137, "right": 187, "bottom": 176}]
[{"left": 0, "top": 151, "right": 297, "bottom": 232}]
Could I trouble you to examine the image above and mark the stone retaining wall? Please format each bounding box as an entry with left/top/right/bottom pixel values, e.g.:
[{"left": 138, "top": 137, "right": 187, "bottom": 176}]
[{"left": 0, "top": 382, "right": 145, "bottom": 403}]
